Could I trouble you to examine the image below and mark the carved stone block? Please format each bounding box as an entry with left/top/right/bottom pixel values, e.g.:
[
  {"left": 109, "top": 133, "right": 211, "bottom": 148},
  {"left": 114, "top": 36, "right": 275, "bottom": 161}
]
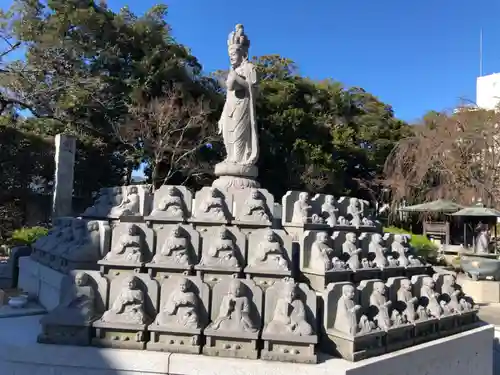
[
  {"left": 81, "top": 187, "right": 124, "bottom": 219},
  {"left": 203, "top": 277, "right": 262, "bottom": 359},
  {"left": 411, "top": 274, "right": 452, "bottom": 341},
  {"left": 300, "top": 230, "right": 352, "bottom": 291},
  {"left": 359, "top": 232, "right": 405, "bottom": 280},
  {"left": 358, "top": 279, "right": 414, "bottom": 352},
  {"left": 32, "top": 217, "right": 74, "bottom": 265},
  {"left": 38, "top": 270, "right": 108, "bottom": 346},
  {"left": 58, "top": 220, "right": 111, "bottom": 273},
  {"left": 261, "top": 278, "right": 318, "bottom": 363},
  {"left": 433, "top": 273, "right": 479, "bottom": 332},
  {"left": 92, "top": 273, "right": 158, "bottom": 349},
  {"left": 232, "top": 188, "right": 274, "bottom": 230},
  {"left": 195, "top": 226, "right": 245, "bottom": 287},
  {"left": 147, "top": 275, "right": 209, "bottom": 354},
  {"left": 244, "top": 229, "right": 292, "bottom": 289},
  {"left": 322, "top": 282, "right": 384, "bottom": 362},
  {"left": 190, "top": 187, "right": 233, "bottom": 225},
  {"left": 146, "top": 224, "right": 200, "bottom": 279},
  {"left": 334, "top": 231, "right": 380, "bottom": 282},
  {"left": 145, "top": 185, "right": 193, "bottom": 223},
  {"left": 47, "top": 218, "right": 91, "bottom": 269},
  {"left": 99, "top": 222, "right": 154, "bottom": 276},
  {"left": 113, "top": 185, "right": 153, "bottom": 221},
  {"left": 387, "top": 276, "right": 438, "bottom": 345},
  {"left": 281, "top": 191, "right": 328, "bottom": 241}
]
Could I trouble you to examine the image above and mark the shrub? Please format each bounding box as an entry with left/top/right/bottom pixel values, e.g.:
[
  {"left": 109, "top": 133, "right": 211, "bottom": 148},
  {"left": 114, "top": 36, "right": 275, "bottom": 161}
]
[
  {"left": 384, "top": 226, "right": 439, "bottom": 262},
  {"left": 9, "top": 226, "right": 49, "bottom": 246}
]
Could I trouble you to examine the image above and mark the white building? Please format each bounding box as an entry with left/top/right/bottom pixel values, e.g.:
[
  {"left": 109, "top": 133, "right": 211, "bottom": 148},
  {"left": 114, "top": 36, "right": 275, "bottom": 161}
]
[{"left": 476, "top": 73, "right": 500, "bottom": 110}]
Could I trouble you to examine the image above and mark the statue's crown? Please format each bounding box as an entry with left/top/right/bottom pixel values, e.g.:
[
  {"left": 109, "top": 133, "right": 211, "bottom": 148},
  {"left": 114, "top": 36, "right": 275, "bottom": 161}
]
[{"left": 227, "top": 23, "right": 250, "bottom": 51}]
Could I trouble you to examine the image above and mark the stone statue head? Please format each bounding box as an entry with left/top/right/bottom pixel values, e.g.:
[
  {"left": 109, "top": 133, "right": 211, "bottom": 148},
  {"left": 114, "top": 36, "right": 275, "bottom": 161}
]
[
  {"left": 227, "top": 24, "right": 249, "bottom": 67},
  {"left": 167, "top": 186, "right": 180, "bottom": 196},
  {"left": 172, "top": 225, "right": 184, "bottom": 237},
  {"left": 282, "top": 281, "right": 297, "bottom": 302},
  {"left": 250, "top": 189, "right": 260, "bottom": 199},
  {"left": 316, "top": 231, "right": 329, "bottom": 243},
  {"left": 178, "top": 277, "right": 191, "bottom": 292},
  {"left": 342, "top": 284, "right": 355, "bottom": 300},
  {"left": 123, "top": 275, "right": 138, "bottom": 290},
  {"left": 371, "top": 233, "right": 382, "bottom": 244},
  {"left": 346, "top": 232, "right": 356, "bottom": 243},
  {"left": 265, "top": 229, "right": 276, "bottom": 242},
  {"left": 325, "top": 195, "right": 334, "bottom": 205},
  {"left": 443, "top": 274, "right": 455, "bottom": 285},
  {"left": 229, "top": 279, "right": 243, "bottom": 297},
  {"left": 400, "top": 279, "right": 411, "bottom": 291},
  {"left": 374, "top": 281, "right": 386, "bottom": 295},
  {"left": 75, "top": 272, "right": 89, "bottom": 286},
  {"left": 298, "top": 192, "right": 309, "bottom": 202},
  {"left": 393, "top": 234, "right": 403, "bottom": 244},
  {"left": 128, "top": 186, "right": 138, "bottom": 195},
  {"left": 127, "top": 224, "right": 139, "bottom": 236},
  {"left": 423, "top": 277, "right": 435, "bottom": 289}
]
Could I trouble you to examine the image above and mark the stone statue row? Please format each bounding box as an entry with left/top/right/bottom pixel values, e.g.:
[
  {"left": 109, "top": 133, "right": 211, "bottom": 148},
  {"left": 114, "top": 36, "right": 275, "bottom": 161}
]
[
  {"left": 323, "top": 273, "right": 478, "bottom": 361},
  {"left": 80, "top": 184, "right": 379, "bottom": 231},
  {"left": 37, "top": 270, "right": 477, "bottom": 363},
  {"left": 301, "top": 230, "right": 430, "bottom": 290},
  {"left": 38, "top": 272, "right": 318, "bottom": 363}
]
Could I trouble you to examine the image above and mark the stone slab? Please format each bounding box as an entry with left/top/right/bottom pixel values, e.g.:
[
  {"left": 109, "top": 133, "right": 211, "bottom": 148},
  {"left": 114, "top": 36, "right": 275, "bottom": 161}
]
[
  {"left": 0, "top": 302, "right": 46, "bottom": 318},
  {"left": 18, "top": 256, "right": 69, "bottom": 310},
  {"left": 460, "top": 279, "right": 500, "bottom": 304},
  {"left": 0, "top": 314, "right": 493, "bottom": 375}
]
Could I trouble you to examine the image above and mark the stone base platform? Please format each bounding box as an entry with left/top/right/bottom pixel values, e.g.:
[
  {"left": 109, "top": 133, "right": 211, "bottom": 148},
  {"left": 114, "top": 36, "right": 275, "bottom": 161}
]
[
  {"left": 0, "top": 315, "right": 493, "bottom": 375},
  {"left": 460, "top": 278, "right": 500, "bottom": 304},
  {"left": 17, "top": 256, "right": 69, "bottom": 310}
]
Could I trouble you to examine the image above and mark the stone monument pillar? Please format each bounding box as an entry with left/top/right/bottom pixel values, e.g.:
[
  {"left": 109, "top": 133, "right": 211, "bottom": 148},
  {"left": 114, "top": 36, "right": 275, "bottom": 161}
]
[
  {"left": 52, "top": 134, "right": 76, "bottom": 219},
  {"left": 212, "top": 24, "right": 260, "bottom": 190}
]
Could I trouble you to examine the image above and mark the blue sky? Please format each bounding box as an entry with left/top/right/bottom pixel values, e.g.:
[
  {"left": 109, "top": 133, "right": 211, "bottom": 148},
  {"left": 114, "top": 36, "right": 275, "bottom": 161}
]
[{"left": 4, "top": 0, "right": 500, "bottom": 121}]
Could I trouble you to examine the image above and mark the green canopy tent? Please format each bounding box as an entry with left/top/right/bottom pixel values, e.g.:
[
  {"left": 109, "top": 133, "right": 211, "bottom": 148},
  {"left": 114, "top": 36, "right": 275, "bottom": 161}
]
[
  {"left": 399, "top": 199, "right": 464, "bottom": 213},
  {"left": 399, "top": 199, "right": 464, "bottom": 245}
]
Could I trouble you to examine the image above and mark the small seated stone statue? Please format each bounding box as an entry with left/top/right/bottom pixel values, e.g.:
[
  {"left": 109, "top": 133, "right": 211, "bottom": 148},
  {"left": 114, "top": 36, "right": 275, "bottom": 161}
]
[
  {"left": 420, "top": 277, "right": 444, "bottom": 318},
  {"left": 392, "top": 235, "right": 423, "bottom": 267},
  {"left": 110, "top": 186, "right": 140, "bottom": 217},
  {"left": 56, "top": 272, "right": 96, "bottom": 323},
  {"left": 242, "top": 189, "right": 270, "bottom": 222},
  {"left": 265, "top": 282, "right": 313, "bottom": 336},
  {"left": 291, "top": 192, "right": 312, "bottom": 224},
  {"left": 151, "top": 186, "right": 186, "bottom": 218},
  {"left": 64, "top": 221, "right": 100, "bottom": 257},
  {"left": 199, "top": 227, "right": 239, "bottom": 267},
  {"left": 250, "top": 229, "right": 289, "bottom": 270},
  {"left": 396, "top": 279, "right": 421, "bottom": 323},
  {"left": 334, "top": 284, "right": 375, "bottom": 335},
  {"left": 321, "top": 195, "right": 339, "bottom": 226},
  {"left": 200, "top": 188, "right": 228, "bottom": 220},
  {"left": 346, "top": 198, "right": 363, "bottom": 227},
  {"left": 154, "top": 278, "right": 200, "bottom": 328},
  {"left": 362, "top": 217, "right": 374, "bottom": 226},
  {"left": 104, "top": 224, "right": 142, "bottom": 263},
  {"left": 310, "top": 232, "right": 345, "bottom": 272},
  {"left": 101, "top": 276, "right": 147, "bottom": 324},
  {"left": 441, "top": 274, "right": 473, "bottom": 312},
  {"left": 209, "top": 279, "right": 257, "bottom": 332},
  {"left": 342, "top": 232, "right": 363, "bottom": 271},
  {"left": 369, "top": 281, "right": 393, "bottom": 330},
  {"left": 153, "top": 225, "right": 191, "bottom": 266},
  {"left": 338, "top": 216, "right": 349, "bottom": 226},
  {"left": 368, "top": 233, "right": 389, "bottom": 268}
]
